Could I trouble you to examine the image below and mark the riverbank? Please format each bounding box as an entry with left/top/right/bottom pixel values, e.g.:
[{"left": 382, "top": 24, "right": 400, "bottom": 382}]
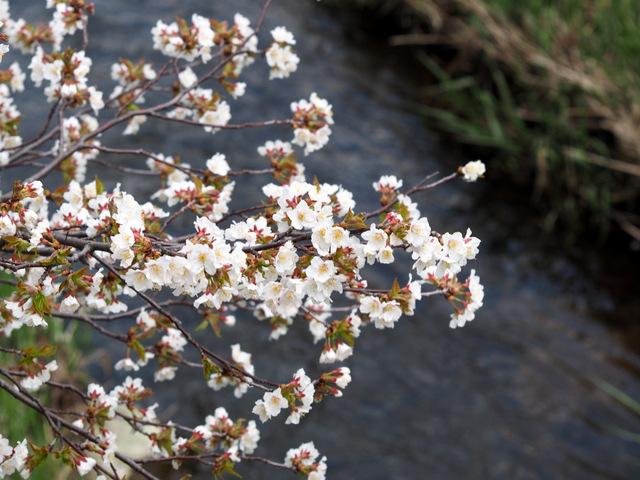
[{"left": 330, "top": 0, "right": 640, "bottom": 242}]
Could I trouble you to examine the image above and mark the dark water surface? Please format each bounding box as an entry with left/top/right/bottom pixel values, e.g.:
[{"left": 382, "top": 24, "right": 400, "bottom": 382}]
[{"left": 6, "top": 1, "right": 640, "bottom": 479}]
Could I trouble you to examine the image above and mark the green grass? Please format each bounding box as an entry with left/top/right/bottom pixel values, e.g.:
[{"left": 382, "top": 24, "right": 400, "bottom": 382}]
[
  {"left": 591, "top": 376, "right": 640, "bottom": 453},
  {"left": 490, "top": 0, "right": 640, "bottom": 95},
  {"left": 453, "top": 0, "right": 637, "bottom": 235},
  {"left": 336, "top": 0, "right": 640, "bottom": 239}
]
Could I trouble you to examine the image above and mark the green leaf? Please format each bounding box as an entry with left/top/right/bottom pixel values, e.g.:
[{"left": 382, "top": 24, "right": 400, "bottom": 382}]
[
  {"left": 202, "top": 355, "right": 220, "bottom": 380},
  {"left": 35, "top": 344, "right": 57, "bottom": 357},
  {"left": 192, "top": 174, "right": 204, "bottom": 193},
  {"left": 38, "top": 247, "right": 72, "bottom": 266},
  {"left": 198, "top": 311, "right": 222, "bottom": 337},
  {"left": 213, "top": 458, "right": 242, "bottom": 479},
  {"left": 32, "top": 290, "right": 52, "bottom": 316},
  {"left": 156, "top": 426, "right": 175, "bottom": 456},
  {"left": 341, "top": 210, "right": 368, "bottom": 230},
  {"left": 50, "top": 186, "right": 68, "bottom": 206},
  {"left": 69, "top": 266, "right": 90, "bottom": 288},
  {"left": 55, "top": 446, "right": 74, "bottom": 470},
  {"left": 195, "top": 319, "right": 209, "bottom": 331},
  {"left": 390, "top": 278, "right": 400, "bottom": 296},
  {"left": 334, "top": 321, "right": 355, "bottom": 348},
  {"left": 131, "top": 339, "right": 146, "bottom": 361},
  {"left": 1, "top": 236, "right": 32, "bottom": 258},
  {"left": 11, "top": 180, "right": 24, "bottom": 200},
  {"left": 94, "top": 175, "right": 104, "bottom": 195},
  {"left": 26, "top": 442, "right": 50, "bottom": 470}
]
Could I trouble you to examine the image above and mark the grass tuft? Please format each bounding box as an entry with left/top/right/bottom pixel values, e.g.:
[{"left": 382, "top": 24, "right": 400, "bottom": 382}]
[{"left": 332, "top": 0, "right": 640, "bottom": 240}]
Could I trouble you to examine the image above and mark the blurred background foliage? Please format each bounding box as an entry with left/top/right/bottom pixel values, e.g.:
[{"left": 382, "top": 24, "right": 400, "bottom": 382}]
[{"left": 330, "top": 0, "right": 640, "bottom": 242}]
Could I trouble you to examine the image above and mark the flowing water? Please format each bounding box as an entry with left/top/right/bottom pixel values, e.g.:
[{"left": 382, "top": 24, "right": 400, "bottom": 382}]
[{"left": 6, "top": 1, "right": 640, "bottom": 479}]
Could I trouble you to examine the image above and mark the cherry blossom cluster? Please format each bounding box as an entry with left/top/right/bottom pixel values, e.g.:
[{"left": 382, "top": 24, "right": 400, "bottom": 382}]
[
  {"left": 29, "top": 44, "right": 103, "bottom": 109},
  {"left": 4, "top": 0, "right": 102, "bottom": 110},
  {"left": 2, "top": 0, "right": 92, "bottom": 53},
  {"left": 252, "top": 367, "right": 350, "bottom": 425},
  {"left": 284, "top": 441, "right": 327, "bottom": 480},
  {"left": 0, "top": 434, "right": 29, "bottom": 478},
  {"left": 151, "top": 14, "right": 216, "bottom": 63},
  {"left": 291, "top": 92, "right": 334, "bottom": 155},
  {"left": 170, "top": 407, "right": 261, "bottom": 472},
  {"left": 266, "top": 26, "right": 299, "bottom": 79},
  {"left": 66, "top": 380, "right": 260, "bottom": 478},
  {"left": 0, "top": 1, "right": 486, "bottom": 479}
]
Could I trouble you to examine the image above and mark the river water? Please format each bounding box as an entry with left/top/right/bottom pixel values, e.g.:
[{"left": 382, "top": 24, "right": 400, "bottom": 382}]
[{"left": 7, "top": 1, "right": 640, "bottom": 479}]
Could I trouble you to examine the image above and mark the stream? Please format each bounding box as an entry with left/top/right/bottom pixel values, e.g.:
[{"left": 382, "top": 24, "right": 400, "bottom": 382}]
[{"left": 6, "top": 1, "right": 640, "bottom": 479}]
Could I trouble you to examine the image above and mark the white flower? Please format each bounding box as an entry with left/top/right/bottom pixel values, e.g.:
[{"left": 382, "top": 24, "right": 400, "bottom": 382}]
[
  {"left": 178, "top": 67, "right": 198, "bottom": 88},
  {"left": 284, "top": 441, "right": 321, "bottom": 467},
  {"left": 460, "top": 159, "right": 486, "bottom": 182},
  {"left": 335, "top": 367, "right": 352, "bottom": 389},
  {"left": 377, "top": 246, "right": 395, "bottom": 264},
  {"left": 335, "top": 187, "right": 355, "bottom": 216},
  {"left": 359, "top": 295, "right": 382, "bottom": 318},
  {"left": 21, "top": 360, "right": 57, "bottom": 391},
  {"left": 373, "top": 175, "right": 402, "bottom": 192},
  {"left": 290, "top": 93, "right": 333, "bottom": 154},
  {"left": 123, "top": 268, "right": 153, "bottom": 291},
  {"left": 143, "top": 64, "right": 157, "bottom": 80},
  {"left": 226, "top": 445, "right": 241, "bottom": 463},
  {"left": 0, "top": 434, "right": 12, "bottom": 457},
  {"left": 183, "top": 241, "right": 217, "bottom": 275},
  {"left": 266, "top": 43, "right": 300, "bottom": 79},
  {"left": 406, "top": 217, "right": 431, "bottom": 246},
  {"left": 252, "top": 400, "right": 270, "bottom": 423},
  {"left": 258, "top": 140, "right": 294, "bottom": 157},
  {"left": 289, "top": 200, "right": 317, "bottom": 230},
  {"left": 366, "top": 299, "right": 402, "bottom": 329},
  {"left": 328, "top": 226, "right": 350, "bottom": 253},
  {"left": 199, "top": 100, "right": 231, "bottom": 133},
  {"left": 440, "top": 231, "right": 467, "bottom": 264},
  {"left": 306, "top": 256, "right": 336, "bottom": 283},
  {"left": 262, "top": 388, "right": 288, "bottom": 419},
  {"left": 123, "top": 115, "right": 147, "bottom": 135},
  {"left": 274, "top": 240, "right": 298, "bottom": 275},
  {"left": 0, "top": 438, "right": 27, "bottom": 476},
  {"left": 114, "top": 357, "right": 140, "bottom": 372},
  {"left": 362, "top": 224, "right": 387, "bottom": 255},
  {"left": 463, "top": 228, "right": 481, "bottom": 261},
  {"left": 239, "top": 420, "right": 260, "bottom": 454},
  {"left": 88, "top": 86, "right": 104, "bottom": 114},
  {"left": 110, "top": 376, "right": 145, "bottom": 399},
  {"left": 271, "top": 26, "right": 296, "bottom": 44},
  {"left": 0, "top": 213, "right": 16, "bottom": 236},
  {"left": 154, "top": 366, "right": 177, "bottom": 382},
  {"left": 76, "top": 456, "right": 96, "bottom": 476},
  {"left": 161, "top": 328, "right": 187, "bottom": 352},
  {"left": 8, "top": 62, "right": 25, "bottom": 92},
  {"left": 206, "top": 153, "right": 230, "bottom": 176},
  {"left": 0, "top": 43, "right": 8, "bottom": 64},
  {"left": 450, "top": 269, "right": 484, "bottom": 329},
  {"left": 229, "top": 81, "right": 246, "bottom": 99},
  {"left": 59, "top": 294, "right": 80, "bottom": 313}
]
